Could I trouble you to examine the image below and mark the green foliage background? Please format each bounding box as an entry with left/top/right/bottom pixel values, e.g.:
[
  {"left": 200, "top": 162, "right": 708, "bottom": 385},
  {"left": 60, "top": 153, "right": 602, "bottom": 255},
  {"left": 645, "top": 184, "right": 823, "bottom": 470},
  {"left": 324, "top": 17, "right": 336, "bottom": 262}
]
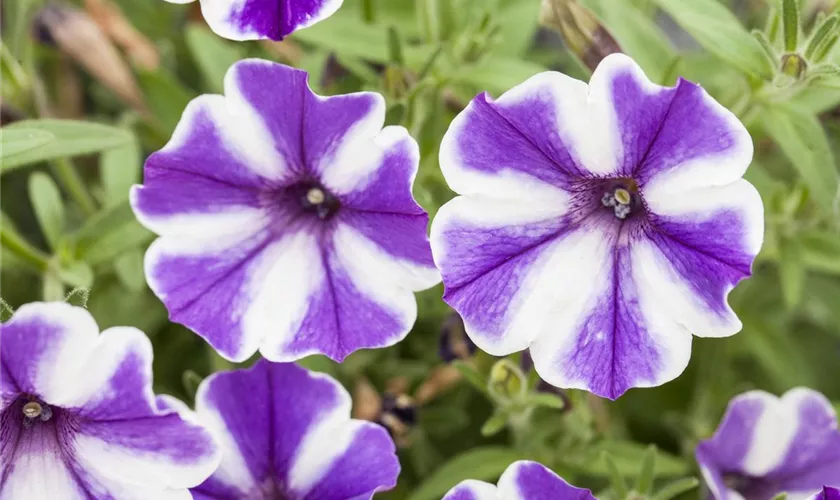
[{"left": 2, "top": 0, "right": 840, "bottom": 498}]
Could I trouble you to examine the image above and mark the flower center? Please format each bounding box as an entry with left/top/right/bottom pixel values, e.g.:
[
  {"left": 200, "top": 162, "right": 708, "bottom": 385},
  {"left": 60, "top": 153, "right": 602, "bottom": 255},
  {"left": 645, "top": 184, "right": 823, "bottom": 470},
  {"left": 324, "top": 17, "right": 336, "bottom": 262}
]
[
  {"left": 600, "top": 179, "right": 641, "bottom": 220},
  {"left": 20, "top": 398, "right": 53, "bottom": 427},
  {"left": 291, "top": 182, "right": 340, "bottom": 220}
]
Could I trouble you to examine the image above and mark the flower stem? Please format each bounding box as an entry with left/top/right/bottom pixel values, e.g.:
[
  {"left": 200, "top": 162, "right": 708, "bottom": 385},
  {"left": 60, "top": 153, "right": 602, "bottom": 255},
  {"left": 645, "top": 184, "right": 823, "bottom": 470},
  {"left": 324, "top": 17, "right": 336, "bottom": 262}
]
[
  {"left": 0, "top": 225, "right": 50, "bottom": 271},
  {"left": 52, "top": 158, "right": 96, "bottom": 216}
]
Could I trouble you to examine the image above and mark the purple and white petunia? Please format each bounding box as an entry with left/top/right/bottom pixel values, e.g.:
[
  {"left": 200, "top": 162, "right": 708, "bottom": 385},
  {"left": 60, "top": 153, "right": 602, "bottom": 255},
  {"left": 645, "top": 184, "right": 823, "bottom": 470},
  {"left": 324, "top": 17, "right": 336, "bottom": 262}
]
[
  {"left": 430, "top": 53, "right": 763, "bottom": 399},
  {"left": 0, "top": 302, "right": 220, "bottom": 498},
  {"left": 131, "top": 59, "right": 440, "bottom": 363},
  {"left": 443, "top": 460, "right": 594, "bottom": 500},
  {"left": 814, "top": 487, "right": 840, "bottom": 500},
  {"left": 184, "top": 360, "right": 399, "bottom": 499},
  {"left": 165, "top": 0, "right": 342, "bottom": 41},
  {"left": 696, "top": 387, "right": 840, "bottom": 500}
]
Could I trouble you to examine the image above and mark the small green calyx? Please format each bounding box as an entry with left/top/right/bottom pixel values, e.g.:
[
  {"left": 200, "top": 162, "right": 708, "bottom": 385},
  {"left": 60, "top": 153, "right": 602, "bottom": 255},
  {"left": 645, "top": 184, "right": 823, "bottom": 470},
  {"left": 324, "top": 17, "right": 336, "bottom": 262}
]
[{"left": 780, "top": 53, "right": 807, "bottom": 79}]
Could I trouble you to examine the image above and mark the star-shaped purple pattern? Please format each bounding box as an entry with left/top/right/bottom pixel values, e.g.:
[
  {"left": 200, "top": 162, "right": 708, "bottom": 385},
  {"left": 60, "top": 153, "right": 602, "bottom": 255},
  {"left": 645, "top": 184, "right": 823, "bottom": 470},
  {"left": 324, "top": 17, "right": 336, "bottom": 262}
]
[
  {"left": 185, "top": 360, "right": 399, "bottom": 499},
  {"left": 165, "top": 0, "right": 342, "bottom": 41},
  {"left": 443, "top": 460, "right": 595, "bottom": 500},
  {"left": 131, "top": 59, "right": 440, "bottom": 364},
  {"left": 697, "top": 388, "right": 840, "bottom": 500},
  {"left": 0, "top": 302, "right": 220, "bottom": 498},
  {"left": 430, "top": 53, "right": 764, "bottom": 399}
]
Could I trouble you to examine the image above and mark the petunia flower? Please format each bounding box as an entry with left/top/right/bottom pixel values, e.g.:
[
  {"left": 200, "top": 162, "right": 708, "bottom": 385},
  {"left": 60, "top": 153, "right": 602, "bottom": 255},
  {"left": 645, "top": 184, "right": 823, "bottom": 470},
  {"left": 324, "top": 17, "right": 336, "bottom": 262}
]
[
  {"left": 696, "top": 387, "right": 840, "bottom": 500},
  {"left": 167, "top": 0, "right": 342, "bottom": 41},
  {"left": 443, "top": 460, "right": 594, "bottom": 500},
  {"left": 815, "top": 487, "right": 840, "bottom": 500},
  {"left": 131, "top": 59, "right": 440, "bottom": 363},
  {"left": 183, "top": 360, "right": 399, "bottom": 499},
  {"left": 0, "top": 302, "right": 220, "bottom": 498},
  {"left": 430, "top": 53, "right": 763, "bottom": 399}
]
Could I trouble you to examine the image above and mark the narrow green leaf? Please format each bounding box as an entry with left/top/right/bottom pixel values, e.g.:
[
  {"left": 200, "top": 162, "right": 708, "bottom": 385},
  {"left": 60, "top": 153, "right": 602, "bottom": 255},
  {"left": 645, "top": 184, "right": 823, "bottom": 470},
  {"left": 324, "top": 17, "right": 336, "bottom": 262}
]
[
  {"left": 800, "top": 229, "right": 840, "bottom": 275},
  {"left": 779, "top": 238, "right": 805, "bottom": 309},
  {"left": 1, "top": 128, "right": 54, "bottom": 161},
  {"left": 114, "top": 249, "right": 145, "bottom": 291},
  {"left": 568, "top": 441, "right": 689, "bottom": 478},
  {"left": 58, "top": 261, "right": 94, "bottom": 288},
  {"left": 772, "top": 492, "right": 788, "bottom": 500},
  {"left": 781, "top": 0, "right": 799, "bottom": 52},
  {"left": 480, "top": 412, "right": 507, "bottom": 437},
  {"left": 136, "top": 68, "right": 196, "bottom": 135},
  {"left": 762, "top": 105, "right": 839, "bottom": 212},
  {"left": 528, "top": 392, "right": 567, "bottom": 410},
  {"left": 185, "top": 25, "right": 242, "bottom": 94},
  {"left": 100, "top": 137, "right": 141, "bottom": 206},
  {"left": 43, "top": 272, "right": 65, "bottom": 302},
  {"left": 2, "top": 120, "right": 133, "bottom": 173},
  {"left": 649, "top": 0, "right": 773, "bottom": 77},
  {"left": 752, "top": 30, "right": 780, "bottom": 69},
  {"left": 0, "top": 216, "right": 50, "bottom": 271},
  {"left": 636, "top": 445, "right": 658, "bottom": 494},
  {"left": 406, "top": 447, "right": 524, "bottom": 500},
  {"left": 652, "top": 477, "right": 700, "bottom": 500},
  {"left": 604, "top": 453, "right": 629, "bottom": 499},
  {"left": 804, "top": 14, "right": 838, "bottom": 60},
  {"left": 28, "top": 172, "right": 64, "bottom": 251},
  {"left": 766, "top": 5, "right": 781, "bottom": 44},
  {"left": 387, "top": 26, "right": 404, "bottom": 65},
  {"left": 452, "top": 360, "right": 489, "bottom": 395}
]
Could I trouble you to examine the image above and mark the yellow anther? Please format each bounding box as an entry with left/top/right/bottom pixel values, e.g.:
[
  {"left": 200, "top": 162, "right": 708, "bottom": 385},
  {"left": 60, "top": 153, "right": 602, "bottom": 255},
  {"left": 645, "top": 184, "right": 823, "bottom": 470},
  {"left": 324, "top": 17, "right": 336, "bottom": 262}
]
[
  {"left": 22, "top": 401, "right": 42, "bottom": 418},
  {"left": 306, "top": 188, "right": 326, "bottom": 205},
  {"left": 614, "top": 188, "right": 632, "bottom": 205}
]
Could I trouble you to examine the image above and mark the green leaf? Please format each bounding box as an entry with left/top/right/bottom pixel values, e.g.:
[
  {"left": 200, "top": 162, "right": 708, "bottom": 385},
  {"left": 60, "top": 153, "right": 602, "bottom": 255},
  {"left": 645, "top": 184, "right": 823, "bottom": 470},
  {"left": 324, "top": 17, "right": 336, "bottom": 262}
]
[
  {"left": 2, "top": 120, "right": 133, "bottom": 173},
  {"left": 603, "top": 452, "right": 629, "bottom": 499},
  {"left": 0, "top": 128, "right": 54, "bottom": 161},
  {"left": 493, "top": 0, "right": 541, "bottom": 57},
  {"left": 480, "top": 411, "right": 507, "bottom": 437},
  {"left": 762, "top": 105, "right": 839, "bottom": 212},
  {"left": 73, "top": 202, "right": 154, "bottom": 266},
  {"left": 652, "top": 477, "right": 700, "bottom": 500},
  {"left": 528, "top": 392, "right": 567, "bottom": 410},
  {"left": 800, "top": 229, "right": 840, "bottom": 275},
  {"left": 778, "top": 237, "right": 804, "bottom": 309},
  {"left": 636, "top": 445, "right": 658, "bottom": 494},
  {"left": 649, "top": 0, "right": 773, "bottom": 77},
  {"left": 42, "top": 271, "right": 65, "bottom": 302},
  {"left": 58, "top": 261, "right": 94, "bottom": 288},
  {"left": 570, "top": 441, "right": 689, "bottom": 478},
  {"left": 28, "top": 172, "right": 64, "bottom": 251},
  {"left": 406, "top": 447, "right": 524, "bottom": 500},
  {"left": 452, "top": 360, "right": 489, "bottom": 395},
  {"left": 579, "top": 0, "right": 678, "bottom": 83},
  {"left": 114, "top": 249, "right": 145, "bottom": 291},
  {"left": 454, "top": 56, "right": 546, "bottom": 95},
  {"left": 185, "top": 24, "right": 242, "bottom": 94},
  {"left": 100, "top": 137, "right": 141, "bottom": 206},
  {"left": 136, "top": 68, "right": 196, "bottom": 135},
  {"left": 781, "top": 0, "right": 799, "bottom": 52}
]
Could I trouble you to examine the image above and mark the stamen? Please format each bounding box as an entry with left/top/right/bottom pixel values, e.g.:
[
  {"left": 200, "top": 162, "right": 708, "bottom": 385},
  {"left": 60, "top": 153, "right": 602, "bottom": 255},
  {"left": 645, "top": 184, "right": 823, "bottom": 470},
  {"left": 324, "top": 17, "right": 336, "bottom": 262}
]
[
  {"left": 306, "top": 187, "right": 326, "bottom": 205},
  {"left": 614, "top": 188, "right": 631, "bottom": 205},
  {"left": 22, "top": 401, "right": 42, "bottom": 418}
]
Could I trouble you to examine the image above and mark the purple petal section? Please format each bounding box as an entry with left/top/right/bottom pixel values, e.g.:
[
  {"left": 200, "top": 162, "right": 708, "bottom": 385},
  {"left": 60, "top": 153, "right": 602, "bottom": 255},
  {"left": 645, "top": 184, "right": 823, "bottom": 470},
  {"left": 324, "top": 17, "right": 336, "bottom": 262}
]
[
  {"left": 601, "top": 60, "right": 746, "bottom": 185},
  {"left": 131, "top": 96, "right": 268, "bottom": 223},
  {"left": 444, "top": 89, "right": 582, "bottom": 191},
  {"left": 144, "top": 229, "right": 274, "bottom": 361},
  {"left": 300, "top": 421, "right": 399, "bottom": 500},
  {"left": 338, "top": 210, "right": 434, "bottom": 268},
  {"left": 192, "top": 361, "right": 398, "bottom": 498},
  {"left": 553, "top": 234, "right": 668, "bottom": 400},
  {"left": 646, "top": 210, "right": 753, "bottom": 318},
  {"left": 277, "top": 234, "right": 406, "bottom": 361},
  {"left": 500, "top": 461, "right": 596, "bottom": 500},
  {"left": 202, "top": 0, "right": 342, "bottom": 41},
  {"left": 815, "top": 487, "right": 840, "bottom": 500},
  {"left": 767, "top": 392, "right": 840, "bottom": 495},
  {"left": 435, "top": 210, "right": 568, "bottom": 339}
]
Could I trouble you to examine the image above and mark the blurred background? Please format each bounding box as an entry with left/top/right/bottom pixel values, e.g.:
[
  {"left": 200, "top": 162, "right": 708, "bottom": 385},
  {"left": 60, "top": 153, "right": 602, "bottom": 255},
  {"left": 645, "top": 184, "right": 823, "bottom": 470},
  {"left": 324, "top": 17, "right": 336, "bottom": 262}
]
[{"left": 1, "top": 0, "right": 839, "bottom": 497}]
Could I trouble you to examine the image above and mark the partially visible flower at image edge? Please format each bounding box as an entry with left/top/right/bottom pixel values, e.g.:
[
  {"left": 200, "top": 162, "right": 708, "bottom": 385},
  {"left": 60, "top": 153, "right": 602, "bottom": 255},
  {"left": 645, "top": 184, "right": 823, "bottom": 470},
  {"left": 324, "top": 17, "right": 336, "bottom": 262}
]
[
  {"left": 131, "top": 59, "right": 440, "bottom": 363},
  {"left": 181, "top": 360, "right": 399, "bottom": 499},
  {"left": 430, "top": 53, "right": 764, "bottom": 399},
  {"left": 815, "top": 487, "right": 840, "bottom": 500},
  {"left": 0, "top": 302, "right": 220, "bottom": 498},
  {"left": 443, "top": 460, "right": 595, "bottom": 500},
  {"left": 696, "top": 387, "right": 840, "bottom": 500},
  {"left": 164, "top": 0, "right": 343, "bottom": 41}
]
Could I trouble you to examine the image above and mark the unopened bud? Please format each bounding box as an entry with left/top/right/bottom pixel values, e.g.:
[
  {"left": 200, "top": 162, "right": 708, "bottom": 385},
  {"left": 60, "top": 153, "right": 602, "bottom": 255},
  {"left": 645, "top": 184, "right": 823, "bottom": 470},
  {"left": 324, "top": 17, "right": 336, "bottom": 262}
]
[
  {"left": 488, "top": 359, "right": 527, "bottom": 403},
  {"left": 539, "top": 0, "right": 621, "bottom": 71},
  {"left": 780, "top": 53, "right": 808, "bottom": 79}
]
